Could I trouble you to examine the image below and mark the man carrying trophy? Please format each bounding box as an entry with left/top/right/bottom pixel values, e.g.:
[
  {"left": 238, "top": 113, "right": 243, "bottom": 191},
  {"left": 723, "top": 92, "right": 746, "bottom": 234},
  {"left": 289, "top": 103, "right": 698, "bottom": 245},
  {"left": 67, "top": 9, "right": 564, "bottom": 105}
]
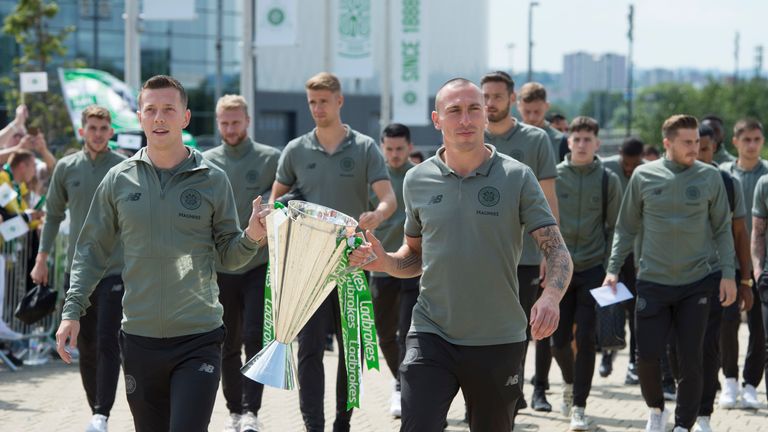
[
  {"left": 270, "top": 72, "right": 396, "bottom": 432},
  {"left": 351, "top": 78, "right": 573, "bottom": 432},
  {"left": 55, "top": 75, "right": 269, "bottom": 432}
]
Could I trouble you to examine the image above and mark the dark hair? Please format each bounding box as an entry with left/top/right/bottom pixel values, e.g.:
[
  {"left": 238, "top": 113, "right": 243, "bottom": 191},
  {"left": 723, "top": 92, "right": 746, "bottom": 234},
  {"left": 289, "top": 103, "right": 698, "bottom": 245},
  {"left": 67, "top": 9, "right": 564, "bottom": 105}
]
[
  {"left": 480, "top": 71, "right": 514, "bottom": 93},
  {"left": 568, "top": 116, "right": 599, "bottom": 136},
  {"left": 643, "top": 144, "right": 660, "bottom": 157},
  {"left": 662, "top": 114, "right": 698, "bottom": 139},
  {"left": 699, "top": 124, "right": 715, "bottom": 139},
  {"left": 381, "top": 123, "right": 411, "bottom": 143},
  {"left": 733, "top": 118, "right": 764, "bottom": 138},
  {"left": 138, "top": 75, "right": 188, "bottom": 108},
  {"left": 410, "top": 151, "right": 425, "bottom": 163},
  {"left": 620, "top": 136, "right": 644, "bottom": 156},
  {"left": 701, "top": 114, "right": 724, "bottom": 125},
  {"left": 548, "top": 112, "right": 566, "bottom": 123}
]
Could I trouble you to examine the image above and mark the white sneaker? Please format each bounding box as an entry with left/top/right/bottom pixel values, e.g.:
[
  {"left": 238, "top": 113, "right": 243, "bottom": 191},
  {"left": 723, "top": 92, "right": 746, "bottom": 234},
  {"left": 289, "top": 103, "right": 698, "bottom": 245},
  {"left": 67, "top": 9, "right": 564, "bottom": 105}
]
[
  {"left": 390, "top": 390, "right": 402, "bottom": 417},
  {"left": 718, "top": 377, "right": 739, "bottom": 409},
  {"left": 569, "top": 406, "right": 588, "bottom": 431},
  {"left": 741, "top": 384, "right": 762, "bottom": 409},
  {"left": 560, "top": 383, "right": 574, "bottom": 416},
  {"left": 85, "top": 414, "right": 108, "bottom": 432},
  {"left": 645, "top": 407, "right": 670, "bottom": 432},
  {"left": 239, "top": 412, "right": 260, "bottom": 432},
  {"left": 222, "top": 413, "right": 240, "bottom": 432},
  {"left": 692, "top": 416, "right": 712, "bottom": 432}
]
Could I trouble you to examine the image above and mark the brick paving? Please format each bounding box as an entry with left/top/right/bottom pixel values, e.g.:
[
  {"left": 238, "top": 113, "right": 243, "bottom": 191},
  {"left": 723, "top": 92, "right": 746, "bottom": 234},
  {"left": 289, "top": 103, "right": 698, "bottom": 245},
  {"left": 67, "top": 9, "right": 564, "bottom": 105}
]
[{"left": 1, "top": 324, "right": 766, "bottom": 431}]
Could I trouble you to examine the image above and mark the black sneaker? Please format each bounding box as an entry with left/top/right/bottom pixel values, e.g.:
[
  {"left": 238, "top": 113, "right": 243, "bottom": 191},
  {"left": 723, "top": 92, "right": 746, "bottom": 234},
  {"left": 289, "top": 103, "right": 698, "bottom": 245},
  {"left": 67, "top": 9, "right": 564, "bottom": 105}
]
[
  {"left": 531, "top": 387, "right": 552, "bottom": 412},
  {"left": 625, "top": 362, "right": 639, "bottom": 385},
  {"left": 599, "top": 350, "right": 614, "bottom": 377}
]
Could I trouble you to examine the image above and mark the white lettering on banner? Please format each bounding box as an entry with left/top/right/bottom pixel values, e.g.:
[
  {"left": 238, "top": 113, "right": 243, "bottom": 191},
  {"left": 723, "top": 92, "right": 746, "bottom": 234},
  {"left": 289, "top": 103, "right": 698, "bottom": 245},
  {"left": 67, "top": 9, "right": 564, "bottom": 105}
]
[{"left": 392, "top": 0, "right": 428, "bottom": 125}]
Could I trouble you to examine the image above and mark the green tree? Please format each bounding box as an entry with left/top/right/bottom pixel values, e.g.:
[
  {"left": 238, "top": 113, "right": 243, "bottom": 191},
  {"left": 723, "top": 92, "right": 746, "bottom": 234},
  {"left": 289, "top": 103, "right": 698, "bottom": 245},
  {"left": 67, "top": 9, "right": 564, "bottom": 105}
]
[
  {"left": 579, "top": 91, "right": 624, "bottom": 129},
  {"left": 631, "top": 83, "right": 700, "bottom": 148},
  {"left": 630, "top": 79, "right": 768, "bottom": 155},
  {"left": 1, "top": 0, "right": 83, "bottom": 150}
]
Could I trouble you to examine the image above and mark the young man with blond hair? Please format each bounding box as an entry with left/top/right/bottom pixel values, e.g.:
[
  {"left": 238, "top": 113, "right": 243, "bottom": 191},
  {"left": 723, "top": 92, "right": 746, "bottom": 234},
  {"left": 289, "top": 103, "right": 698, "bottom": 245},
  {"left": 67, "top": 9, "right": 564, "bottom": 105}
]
[
  {"left": 204, "top": 94, "right": 280, "bottom": 432},
  {"left": 270, "top": 72, "right": 395, "bottom": 432},
  {"left": 605, "top": 115, "right": 736, "bottom": 432},
  {"left": 30, "top": 105, "right": 126, "bottom": 432},
  {"left": 56, "top": 75, "right": 268, "bottom": 431}
]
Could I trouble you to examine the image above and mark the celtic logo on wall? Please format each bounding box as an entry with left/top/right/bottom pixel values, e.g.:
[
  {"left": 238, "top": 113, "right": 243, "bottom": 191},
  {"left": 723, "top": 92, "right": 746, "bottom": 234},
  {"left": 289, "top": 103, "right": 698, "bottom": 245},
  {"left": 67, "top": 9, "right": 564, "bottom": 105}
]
[
  {"left": 338, "top": 0, "right": 371, "bottom": 58},
  {"left": 403, "top": 91, "right": 417, "bottom": 105},
  {"left": 267, "top": 7, "right": 285, "bottom": 26}
]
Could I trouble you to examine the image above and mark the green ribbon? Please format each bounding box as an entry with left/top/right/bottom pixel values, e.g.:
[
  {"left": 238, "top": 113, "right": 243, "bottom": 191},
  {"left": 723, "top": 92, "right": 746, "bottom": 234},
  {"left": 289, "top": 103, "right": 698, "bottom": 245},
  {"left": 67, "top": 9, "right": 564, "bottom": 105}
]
[
  {"left": 262, "top": 201, "right": 284, "bottom": 347},
  {"left": 263, "top": 261, "right": 275, "bottom": 346},
  {"left": 337, "top": 241, "right": 380, "bottom": 410}
]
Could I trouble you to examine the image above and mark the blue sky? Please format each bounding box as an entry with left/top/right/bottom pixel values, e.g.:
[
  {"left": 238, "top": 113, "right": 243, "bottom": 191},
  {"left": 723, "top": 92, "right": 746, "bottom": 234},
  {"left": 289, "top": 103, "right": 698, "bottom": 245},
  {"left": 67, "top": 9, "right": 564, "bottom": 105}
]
[{"left": 488, "top": 0, "right": 767, "bottom": 73}]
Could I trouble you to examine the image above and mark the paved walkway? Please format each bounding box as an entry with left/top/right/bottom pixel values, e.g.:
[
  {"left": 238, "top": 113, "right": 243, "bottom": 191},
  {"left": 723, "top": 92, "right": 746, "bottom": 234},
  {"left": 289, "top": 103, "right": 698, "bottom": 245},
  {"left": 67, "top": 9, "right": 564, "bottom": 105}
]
[{"left": 1, "top": 324, "right": 766, "bottom": 431}]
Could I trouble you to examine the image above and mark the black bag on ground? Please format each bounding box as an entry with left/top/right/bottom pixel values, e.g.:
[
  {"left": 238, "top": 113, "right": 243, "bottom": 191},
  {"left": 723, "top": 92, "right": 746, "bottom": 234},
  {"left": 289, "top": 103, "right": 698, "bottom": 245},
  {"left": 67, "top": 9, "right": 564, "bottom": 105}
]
[{"left": 14, "top": 284, "right": 58, "bottom": 325}]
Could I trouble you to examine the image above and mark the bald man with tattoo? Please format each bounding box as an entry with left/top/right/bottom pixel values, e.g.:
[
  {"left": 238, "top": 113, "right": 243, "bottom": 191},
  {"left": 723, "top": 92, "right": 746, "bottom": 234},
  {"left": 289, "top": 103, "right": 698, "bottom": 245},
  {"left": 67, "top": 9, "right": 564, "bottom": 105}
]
[{"left": 351, "top": 78, "right": 573, "bottom": 432}]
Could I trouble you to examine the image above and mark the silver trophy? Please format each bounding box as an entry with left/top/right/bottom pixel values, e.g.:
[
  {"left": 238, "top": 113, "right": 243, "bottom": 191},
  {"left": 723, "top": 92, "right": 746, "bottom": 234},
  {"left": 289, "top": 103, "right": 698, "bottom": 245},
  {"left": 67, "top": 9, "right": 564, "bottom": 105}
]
[{"left": 241, "top": 200, "right": 369, "bottom": 389}]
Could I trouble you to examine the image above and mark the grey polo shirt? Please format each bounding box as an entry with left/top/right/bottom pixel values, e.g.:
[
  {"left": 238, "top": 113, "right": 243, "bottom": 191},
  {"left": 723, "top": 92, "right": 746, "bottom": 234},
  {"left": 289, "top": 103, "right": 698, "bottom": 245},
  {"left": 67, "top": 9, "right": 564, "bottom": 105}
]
[
  {"left": 404, "top": 145, "right": 557, "bottom": 346},
  {"left": 276, "top": 126, "right": 389, "bottom": 219},
  {"left": 484, "top": 121, "right": 557, "bottom": 266}
]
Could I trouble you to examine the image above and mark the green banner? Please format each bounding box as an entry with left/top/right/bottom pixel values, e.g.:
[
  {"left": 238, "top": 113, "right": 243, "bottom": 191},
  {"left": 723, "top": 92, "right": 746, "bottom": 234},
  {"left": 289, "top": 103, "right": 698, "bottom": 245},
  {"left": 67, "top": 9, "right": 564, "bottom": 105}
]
[
  {"left": 58, "top": 68, "right": 196, "bottom": 147},
  {"left": 336, "top": 244, "right": 379, "bottom": 410},
  {"left": 263, "top": 261, "right": 275, "bottom": 346}
]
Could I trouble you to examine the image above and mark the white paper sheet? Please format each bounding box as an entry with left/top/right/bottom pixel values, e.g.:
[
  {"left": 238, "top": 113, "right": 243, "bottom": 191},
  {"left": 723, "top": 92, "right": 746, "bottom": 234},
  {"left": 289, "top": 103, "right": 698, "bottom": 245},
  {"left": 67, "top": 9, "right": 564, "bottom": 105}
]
[
  {"left": 0, "top": 216, "right": 29, "bottom": 241},
  {"left": 590, "top": 282, "right": 633, "bottom": 307},
  {"left": 0, "top": 183, "right": 18, "bottom": 207}
]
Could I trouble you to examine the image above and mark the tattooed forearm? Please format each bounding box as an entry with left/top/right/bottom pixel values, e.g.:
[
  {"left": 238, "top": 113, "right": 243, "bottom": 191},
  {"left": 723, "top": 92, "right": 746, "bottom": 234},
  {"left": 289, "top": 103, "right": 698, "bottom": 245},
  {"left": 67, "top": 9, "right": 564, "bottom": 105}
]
[
  {"left": 396, "top": 252, "right": 421, "bottom": 271},
  {"left": 532, "top": 225, "right": 573, "bottom": 295},
  {"left": 751, "top": 217, "right": 766, "bottom": 277}
]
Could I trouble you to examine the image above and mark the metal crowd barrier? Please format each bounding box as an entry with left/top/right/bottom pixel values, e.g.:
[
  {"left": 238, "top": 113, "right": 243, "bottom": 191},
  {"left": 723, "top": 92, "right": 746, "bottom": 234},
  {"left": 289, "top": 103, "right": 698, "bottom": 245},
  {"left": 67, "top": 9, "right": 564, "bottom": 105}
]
[{"left": 0, "top": 231, "right": 67, "bottom": 371}]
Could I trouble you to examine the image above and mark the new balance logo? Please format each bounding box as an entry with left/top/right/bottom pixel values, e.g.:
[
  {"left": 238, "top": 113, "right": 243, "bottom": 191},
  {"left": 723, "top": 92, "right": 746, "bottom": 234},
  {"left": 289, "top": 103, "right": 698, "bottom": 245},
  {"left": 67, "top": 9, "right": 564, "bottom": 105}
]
[
  {"left": 653, "top": 188, "right": 662, "bottom": 195},
  {"left": 198, "top": 363, "right": 215, "bottom": 373},
  {"left": 306, "top": 163, "right": 317, "bottom": 169},
  {"left": 505, "top": 374, "right": 519, "bottom": 386},
  {"left": 698, "top": 297, "right": 708, "bottom": 305},
  {"left": 428, "top": 194, "right": 443, "bottom": 205},
  {"left": 127, "top": 192, "right": 141, "bottom": 201}
]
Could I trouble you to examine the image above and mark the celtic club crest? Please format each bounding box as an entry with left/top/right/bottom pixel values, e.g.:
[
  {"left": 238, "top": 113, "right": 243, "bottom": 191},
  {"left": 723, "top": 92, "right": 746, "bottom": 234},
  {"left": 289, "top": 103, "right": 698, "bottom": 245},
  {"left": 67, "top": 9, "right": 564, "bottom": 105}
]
[
  {"left": 180, "top": 189, "right": 202, "bottom": 210},
  {"left": 337, "top": 0, "right": 371, "bottom": 59}
]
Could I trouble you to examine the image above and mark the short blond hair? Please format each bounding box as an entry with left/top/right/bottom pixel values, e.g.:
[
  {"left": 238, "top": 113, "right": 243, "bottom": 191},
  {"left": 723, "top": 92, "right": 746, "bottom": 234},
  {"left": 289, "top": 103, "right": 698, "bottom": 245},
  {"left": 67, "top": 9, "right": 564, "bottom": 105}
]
[
  {"left": 81, "top": 105, "right": 111, "bottom": 128},
  {"left": 305, "top": 72, "right": 342, "bottom": 93},
  {"left": 216, "top": 94, "right": 249, "bottom": 114}
]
